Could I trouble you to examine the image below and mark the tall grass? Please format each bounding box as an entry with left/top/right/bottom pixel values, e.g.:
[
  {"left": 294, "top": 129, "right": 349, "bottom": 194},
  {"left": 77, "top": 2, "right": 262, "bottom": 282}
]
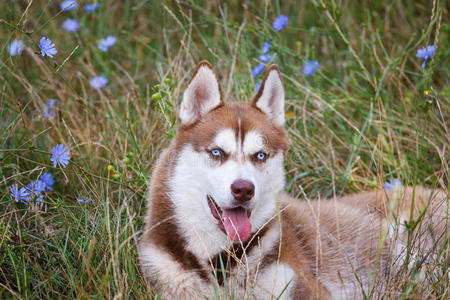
[{"left": 0, "top": 0, "right": 448, "bottom": 298}]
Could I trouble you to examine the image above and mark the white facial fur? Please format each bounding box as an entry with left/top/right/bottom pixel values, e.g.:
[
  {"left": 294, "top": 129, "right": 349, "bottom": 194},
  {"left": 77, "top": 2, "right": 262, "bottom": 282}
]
[
  {"left": 242, "top": 130, "right": 266, "bottom": 156},
  {"left": 169, "top": 128, "right": 286, "bottom": 258},
  {"left": 214, "top": 129, "right": 237, "bottom": 154}
]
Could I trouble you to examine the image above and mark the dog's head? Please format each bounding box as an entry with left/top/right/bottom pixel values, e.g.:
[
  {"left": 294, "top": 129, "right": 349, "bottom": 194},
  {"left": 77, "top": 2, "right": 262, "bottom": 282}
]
[{"left": 169, "top": 61, "right": 288, "bottom": 245}]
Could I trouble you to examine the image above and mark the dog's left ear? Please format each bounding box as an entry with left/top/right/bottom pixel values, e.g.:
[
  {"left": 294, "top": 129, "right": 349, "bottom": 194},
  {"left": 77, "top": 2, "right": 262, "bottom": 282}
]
[
  {"left": 179, "top": 61, "right": 222, "bottom": 126},
  {"left": 251, "top": 65, "right": 285, "bottom": 127}
]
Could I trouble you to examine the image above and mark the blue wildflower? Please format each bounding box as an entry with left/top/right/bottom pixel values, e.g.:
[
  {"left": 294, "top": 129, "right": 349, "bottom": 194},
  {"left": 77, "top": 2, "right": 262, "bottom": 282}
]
[
  {"left": 10, "top": 184, "right": 28, "bottom": 204},
  {"left": 90, "top": 75, "right": 108, "bottom": 90},
  {"left": 62, "top": 19, "right": 80, "bottom": 33},
  {"left": 61, "top": 0, "right": 78, "bottom": 11},
  {"left": 84, "top": 2, "right": 99, "bottom": 12},
  {"left": 7, "top": 40, "right": 24, "bottom": 56},
  {"left": 39, "top": 37, "right": 57, "bottom": 58},
  {"left": 252, "top": 64, "right": 265, "bottom": 78},
  {"left": 98, "top": 36, "right": 116, "bottom": 52},
  {"left": 302, "top": 60, "right": 319, "bottom": 76},
  {"left": 416, "top": 45, "right": 437, "bottom": 68},
  {"left": 255, "top": 81, "right": 262, "bottom": 93},
  {"left": 384, "top": 178, "right": 402, "bottom": 191},
  {"left": 27, "top": 180, "right": 46, "bottom": 194},
  {"left": 43, "top": 99, "right": 56, "bottom": 119},
  {"left": 258, "top": 54, "right": 272, "bottom": 63},
  {"left": 25, "top": 180, "right": 46, "bottom": 202},
  {"left": 273, "top": 15, "right": 288, "bottom": 31},
  {"left": 262, "top": 40, "right": 271, "bottom": 53},
  {"left": 77, "top": 198, "right": 90, "bottom": 203},
  {"left": 40, "top": 172, "right": 55, "bottom": 191},
  {"left": 51, "top": 144, "right": 70, "bottom": 168}
]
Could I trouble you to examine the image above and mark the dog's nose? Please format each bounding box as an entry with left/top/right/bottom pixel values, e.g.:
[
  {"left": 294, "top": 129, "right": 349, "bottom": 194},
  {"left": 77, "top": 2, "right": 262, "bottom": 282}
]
[{"left": 231, "top": 179, "right": 255, "bottom": 203}]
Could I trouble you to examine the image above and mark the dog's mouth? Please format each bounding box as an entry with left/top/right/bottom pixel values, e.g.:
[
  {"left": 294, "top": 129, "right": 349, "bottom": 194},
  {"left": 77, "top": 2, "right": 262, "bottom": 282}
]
[{"left": 207, "top": 195, "right": 252, "bottom": 242}]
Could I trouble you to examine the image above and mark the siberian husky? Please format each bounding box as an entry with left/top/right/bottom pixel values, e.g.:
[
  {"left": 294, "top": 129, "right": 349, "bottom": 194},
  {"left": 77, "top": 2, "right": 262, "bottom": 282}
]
[{"left": 138, "top": 61, "right": 448, "bottom": 299}]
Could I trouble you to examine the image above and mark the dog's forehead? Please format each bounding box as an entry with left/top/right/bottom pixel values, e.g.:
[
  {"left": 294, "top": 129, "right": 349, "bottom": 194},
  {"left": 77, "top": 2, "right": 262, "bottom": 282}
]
[
  {"left": 242, "top": 131, "right": 265, "bottom": 154},
  {"left": 177, "top": 102, "right": 288, "bottom": 153},
  {"left": 214, "top": 128, "right": 237, "bottom": 153},
  {"left": 213, "top": 128, "right": 265, "bottom": 154}
]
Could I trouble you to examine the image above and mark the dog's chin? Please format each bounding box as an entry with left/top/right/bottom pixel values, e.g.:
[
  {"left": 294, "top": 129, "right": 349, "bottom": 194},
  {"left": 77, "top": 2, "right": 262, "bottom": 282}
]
[{"left": 207, "top": 195, "right": 252, "bottom": 243}]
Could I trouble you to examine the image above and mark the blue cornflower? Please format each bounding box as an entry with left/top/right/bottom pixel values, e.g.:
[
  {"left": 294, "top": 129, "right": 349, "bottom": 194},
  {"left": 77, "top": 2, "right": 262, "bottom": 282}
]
[
  {"left": 252, "top": 64, "right": 265, "bottom": 78},
  {"left": 51, "top": 144, "right": 71, "bottom": 168},
  {"left": 258, "top": 54, "right": 272, "bottom": 63},
  {"left": 84, "top": 2, "right": 99, "bottom": 12},
  {"left": 302, "top": 60, "right": 319, "bottom": 76},
  {"left": 416, "top": 45, "right": 437, "bottom": 68},
  {"left": 39, "top": 37, "right": 57, "bottom": 58},
  {"left": 25, "top": 180, "right": 46, "bottom": 202},
  {"left": 62, "top": 19, "right": 80, "bottom": 32},
  {"left": 27, "top": 180, "right": 46, "bottom": 194},
  {"left": 10, "top": 184, "right": 28, "bottom": 204},
  {"left": 384, "top": 178, "right": 402, "bottom": 191},
  {"left": 262, "top": 40, "right": 271, "bottom": 53},
  {"left": 43, "top": 99, "right": 56, "bottom": 119},
  {"left": 77, "top": 198, "right": 90, "bottom": 203},
  {"left": 98, "top": 36, "right": 116, "bottom": 52},
  {"left": 273, "top": 15, "right": 288, "bottom": 31},
  {"left": 90, "top": 75, "right": 108, "bottom": 90},
  {"left": 7, "top": 40, "right": 24, "bottom": 56},
  {"left": 255, "top": 81, "right": 262, "bottom": 93},
  {"left": 40, "top": 172, "right": 55, "bottom": 191},
  {"left": 61, "top": 0, "right": 78, "bottom": 11}
]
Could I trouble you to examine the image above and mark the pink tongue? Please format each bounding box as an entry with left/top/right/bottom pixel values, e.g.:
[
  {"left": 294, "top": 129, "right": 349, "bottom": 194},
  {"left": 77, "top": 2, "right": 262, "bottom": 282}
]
[{"left": 222, "top": 208, "right": 251, "bottom": 242}]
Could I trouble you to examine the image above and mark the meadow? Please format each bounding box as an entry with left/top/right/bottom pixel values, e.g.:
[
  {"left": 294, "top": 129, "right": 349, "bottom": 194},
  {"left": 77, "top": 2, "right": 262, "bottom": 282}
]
[{"left": 0, "top": 0, "right": 448, "bottom": 298}]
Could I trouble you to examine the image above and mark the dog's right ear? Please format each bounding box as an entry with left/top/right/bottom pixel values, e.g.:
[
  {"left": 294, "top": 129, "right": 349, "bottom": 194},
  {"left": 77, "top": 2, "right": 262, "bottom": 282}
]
[{"left": 179, "top": 61, "right": 222, "bottom": 126}]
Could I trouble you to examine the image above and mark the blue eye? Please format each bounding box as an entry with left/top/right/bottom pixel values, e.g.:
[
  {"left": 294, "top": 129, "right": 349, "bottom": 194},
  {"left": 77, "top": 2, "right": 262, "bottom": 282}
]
[
  {"left": 256, "top": 152, "right": 266, "bottom": 160},
  {"left": 210, "top": 149, "right": 222, "bottom": 157}
]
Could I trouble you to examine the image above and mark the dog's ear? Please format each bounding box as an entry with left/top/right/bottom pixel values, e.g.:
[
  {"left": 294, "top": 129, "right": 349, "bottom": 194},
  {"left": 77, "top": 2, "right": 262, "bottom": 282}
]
[
  {"left": 179, "top": 61, "right": 222, "bottom": 126},
  {"left": 251, "top": 65, "right": 285, "bottom": 127}
]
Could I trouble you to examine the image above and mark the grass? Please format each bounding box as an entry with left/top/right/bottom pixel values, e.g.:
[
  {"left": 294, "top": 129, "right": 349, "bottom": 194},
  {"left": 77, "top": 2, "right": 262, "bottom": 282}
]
[{"left": 0, "top": 0, "right": 448, "bottom": 298}]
